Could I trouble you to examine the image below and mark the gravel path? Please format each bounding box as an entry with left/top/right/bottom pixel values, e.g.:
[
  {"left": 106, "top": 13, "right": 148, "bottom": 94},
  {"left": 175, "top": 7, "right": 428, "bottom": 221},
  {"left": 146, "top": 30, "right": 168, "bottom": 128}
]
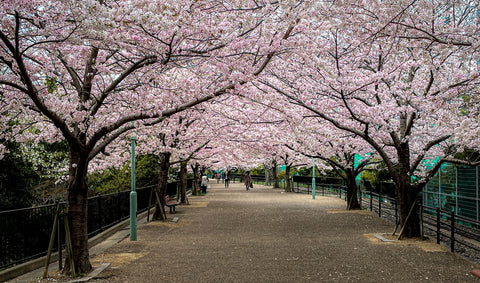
[{"left": 87, "top": 181, "right": 479, "bottom": 282}]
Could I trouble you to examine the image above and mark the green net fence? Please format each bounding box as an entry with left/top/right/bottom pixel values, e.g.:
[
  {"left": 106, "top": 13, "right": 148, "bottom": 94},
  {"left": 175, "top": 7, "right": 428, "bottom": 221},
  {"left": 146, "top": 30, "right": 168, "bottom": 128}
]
[{"left": 423, "top": 163, "right": 480, "bottom": 224}]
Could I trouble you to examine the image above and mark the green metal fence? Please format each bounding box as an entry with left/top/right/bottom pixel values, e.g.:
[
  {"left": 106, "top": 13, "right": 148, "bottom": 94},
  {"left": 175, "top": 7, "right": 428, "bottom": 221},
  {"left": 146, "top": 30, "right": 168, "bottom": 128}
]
[{"left": 423, "top": 163, "right": 480, "bottom": 225}]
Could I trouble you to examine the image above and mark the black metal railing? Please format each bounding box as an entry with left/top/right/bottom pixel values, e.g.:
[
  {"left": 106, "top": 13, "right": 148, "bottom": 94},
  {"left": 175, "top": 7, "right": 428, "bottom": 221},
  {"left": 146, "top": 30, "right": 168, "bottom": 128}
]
[
  {"left": 291, "top": 180, "right": 480, "bottom": 264},
  {"left": 291, "top": 176, "right": 346, "bottom": 198},
  {"left": 3, "top": 178, "right": 478, "bottom": 270},
  {"left": 422, "top": 205, "right": 480, "bottom": 260},
  {"left": 360, "top": 191, "right": 398, "bottom": 224},
  {"left": 231, "top": 174, "right": 479, "bottom": 258},
  {"left": 0, "top": 204, "right": 58, "bottom": 270},
  {"left": 229, "top": 174, "right": 267, "bottom": 185},
  {"left": 234, "top": 175, "right": 479, "bottom": 263},
  {"left": 229, "top": 174, "right": 242, "bottom": 183},
  {"left": 87, "top": 185, "right": 153, "bottom": 237},
  {"left": 0, "top": 185, "right": 156, "bottom": 271},
  {"left": 251, "top": 175, "right": 265, "bottom": 184}
]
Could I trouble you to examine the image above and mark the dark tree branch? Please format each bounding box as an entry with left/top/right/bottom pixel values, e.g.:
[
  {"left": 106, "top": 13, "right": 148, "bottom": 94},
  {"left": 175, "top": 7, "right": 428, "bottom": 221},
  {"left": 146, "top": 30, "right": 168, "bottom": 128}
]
[
  {"left": 90, "top": 55, "right": 158, "bottom": 116},
  {"left": 80, "top": 47, "right": 99, "bottom": 103},
  {"left": 410, "top": 134, "right": 451, "bottom": 173},
  {"left": 58, "top": 52, "right": 82, "bottom": 94}
]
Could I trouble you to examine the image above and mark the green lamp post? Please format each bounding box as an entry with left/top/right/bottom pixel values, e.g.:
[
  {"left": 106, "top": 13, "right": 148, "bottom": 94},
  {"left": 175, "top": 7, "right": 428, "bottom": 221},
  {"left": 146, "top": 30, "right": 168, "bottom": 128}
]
[
  {"left": 130, "top": 136, "right": 137, "bottom": 241},
  {"left": 312, "top": 158, "right": 316, "bottom": 199}
]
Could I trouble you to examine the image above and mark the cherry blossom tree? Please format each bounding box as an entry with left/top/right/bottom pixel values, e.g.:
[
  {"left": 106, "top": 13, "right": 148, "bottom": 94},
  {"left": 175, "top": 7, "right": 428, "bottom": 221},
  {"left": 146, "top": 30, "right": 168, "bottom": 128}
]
[
  {"left": 285, "top": 119, "right": 381, "bottom": 210},
  {"left": 262, "top": 0, "right": 480, "bottom": 237},
  {"left": 147, "top": 111, "right": 211, "bottom": 213}
]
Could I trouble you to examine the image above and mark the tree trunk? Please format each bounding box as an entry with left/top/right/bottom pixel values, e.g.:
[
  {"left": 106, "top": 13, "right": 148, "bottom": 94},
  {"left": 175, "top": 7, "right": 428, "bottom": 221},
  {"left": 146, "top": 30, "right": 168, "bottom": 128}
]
[
  {"left": 285, "top": 165, "right": 292, "bottom": 192},
  {"left": 64, "top": 150, "right": 92, "bottom": 275},
  {"left": 345, "top": 171, "right": 361, "bottom": 210},
  {"left": 272, "top": 163, "right": 279, "bottom": 188},
  {"left": 191, "top": 163, "right": 199, "bottom": 196},
  {"left": 396, "top": 139, "right": 421, "bottom": 238},
  {"left": 179, "top": 162, "right": 187, "bottom": 203},
  {"left": 265, "top": 169, "right": 270, "bottom": 186},
  {"left": 397, "top": 180, "right": 421, "bottom": 238},
  {"left": 153, "top": 152, "right": 170, "bottom": 221},
  {"left": 264, "top": 163, "right": 270, "bottom": 186}
]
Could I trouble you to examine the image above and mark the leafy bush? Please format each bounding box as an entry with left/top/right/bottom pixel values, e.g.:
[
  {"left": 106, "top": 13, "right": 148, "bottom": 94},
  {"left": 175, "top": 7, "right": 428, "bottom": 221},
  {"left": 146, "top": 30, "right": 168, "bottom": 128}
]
[
  {"left": 0, "top": 141, "right": 40, "bottom": 210},
  {"left": 297, "top": 166, "right": 311, "bottom": 176},
  {"left": 88, "top": 154, "right": 159, "bottom": 195}
]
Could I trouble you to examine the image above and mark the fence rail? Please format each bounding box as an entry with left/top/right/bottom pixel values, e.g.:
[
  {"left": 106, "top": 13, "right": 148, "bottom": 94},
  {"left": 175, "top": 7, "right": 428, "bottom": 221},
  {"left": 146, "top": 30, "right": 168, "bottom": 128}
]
[
  {"left": 422, "top": 205, "right": 480, "bottom": 259},
  {"left": 238, "top": 175, "right": 479, "bottom": 262},
  {"left": 3, "top": 177, "right": 479, "bottom": 270},
  {"left": 0, "top": 185, "right": 155, "bottom": 271},
  {"left": 290, "top": 178, "right": 480, "bottom": 264}
]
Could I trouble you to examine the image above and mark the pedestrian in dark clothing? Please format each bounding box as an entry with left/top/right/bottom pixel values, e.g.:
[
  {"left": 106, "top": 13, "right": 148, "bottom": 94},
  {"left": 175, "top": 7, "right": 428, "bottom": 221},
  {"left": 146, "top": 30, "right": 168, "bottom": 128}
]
[
  {"left": 244, "top": 172, "right": 251, "bottom": 191},
  {"left": 201, "top": 175, "right": 208, "bottom": 194}
]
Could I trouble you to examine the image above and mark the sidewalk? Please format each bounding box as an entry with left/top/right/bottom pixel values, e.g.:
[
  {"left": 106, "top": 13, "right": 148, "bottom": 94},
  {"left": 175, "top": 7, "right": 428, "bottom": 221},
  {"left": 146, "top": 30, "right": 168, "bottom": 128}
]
[{"left": 9, "top": 180, "right": 480, "bottom": 282}]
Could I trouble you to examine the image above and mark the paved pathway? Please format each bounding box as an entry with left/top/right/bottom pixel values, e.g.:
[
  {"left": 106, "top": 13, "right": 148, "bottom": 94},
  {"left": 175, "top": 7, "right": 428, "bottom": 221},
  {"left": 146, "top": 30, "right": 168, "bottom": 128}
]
[
  {"left": 12, "top": 180, "right": 479, "bottom": 282},
  {"left": 86, "top": 180, "right": 478, "bottom": 282}
]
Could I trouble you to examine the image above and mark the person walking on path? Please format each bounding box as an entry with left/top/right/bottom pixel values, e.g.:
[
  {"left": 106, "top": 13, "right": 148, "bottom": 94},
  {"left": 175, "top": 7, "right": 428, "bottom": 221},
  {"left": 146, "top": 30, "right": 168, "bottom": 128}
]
[
  {"left": 225, "top": 172, "right": 230, "bottom": 188},
  {"left": 201, "top": 175, "right": 209, "bottom": 194},
  {"left": 244, "top": 172, "right": 251, "bottom": 191}
]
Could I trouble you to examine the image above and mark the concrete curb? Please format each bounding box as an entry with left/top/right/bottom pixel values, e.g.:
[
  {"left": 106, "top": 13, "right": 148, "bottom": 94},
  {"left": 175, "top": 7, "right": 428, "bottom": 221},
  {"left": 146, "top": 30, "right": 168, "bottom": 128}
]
[
  {"left": 69, "top": 263, "right": 111, "bottom": 283},
  {"left": 0, "top": 210, "right": 149, "bottom": 283},
  {"left": 374, "top": 234, "right": 397, "bottom": 242}
]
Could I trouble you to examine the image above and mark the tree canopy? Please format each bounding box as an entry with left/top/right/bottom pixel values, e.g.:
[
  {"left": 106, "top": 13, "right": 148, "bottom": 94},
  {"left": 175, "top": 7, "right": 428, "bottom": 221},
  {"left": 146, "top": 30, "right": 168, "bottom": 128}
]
[{"left": 1, "top": 0, "right": 480, "bottom": 273}]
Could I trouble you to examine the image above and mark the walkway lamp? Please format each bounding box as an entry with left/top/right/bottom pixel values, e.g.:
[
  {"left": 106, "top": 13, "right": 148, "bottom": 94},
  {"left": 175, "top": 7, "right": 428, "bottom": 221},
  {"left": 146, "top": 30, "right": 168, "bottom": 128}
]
[
  {"left": 130, "top": 136, "right": 137, "bottom": 241},
  {"left": 312, "top": 158, "right": 316, "bottom": 199}
]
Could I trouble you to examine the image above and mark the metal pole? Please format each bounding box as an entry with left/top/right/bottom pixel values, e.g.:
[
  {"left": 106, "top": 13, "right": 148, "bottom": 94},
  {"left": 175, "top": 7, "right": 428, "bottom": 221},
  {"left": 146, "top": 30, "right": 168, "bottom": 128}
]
[
  {"left": 455, "top": 166, "right": 458, "bottom": 215},
  {"left": 450, "top": 211, "right": 455, "bottom": 253},
  {"left": 438, "top": 168, "right": 441, "bottom": 208},
  {"left": 379, "top": 194, "right": 382, "bottom": 217},
  {"left": 436, "top": 208, "right": 440, "bottom": 244},
  {"left": 420, "top": 203, "right": 424, "bottom": 240},
  {"left": 312, "top": 158, "right": 316, "bottom": 199},
  {"left": 476, "top": 166, "right": 479, "bottom": 221},
  {"left": 130, "top": 136, "right": 137, "bottom": 241},
  {"left": 370, "top": 191, "right": 373, "bottom": 211}
]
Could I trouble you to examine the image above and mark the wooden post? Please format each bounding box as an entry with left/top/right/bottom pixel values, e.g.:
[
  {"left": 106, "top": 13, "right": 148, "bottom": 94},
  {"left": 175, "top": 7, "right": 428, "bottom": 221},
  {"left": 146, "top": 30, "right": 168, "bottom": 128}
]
[
  {"left": 63, "top": 213, "right": 75, "bottom": 276},
  {"left": 58, "top": 211, "right": 62, "bottom": 271},
  {"left": 147, "top": 188, "right": 154, "bottom": 223},
  {"left": 155, "top": 191, "right": 166, "bottom": 221},
  {"left": 397, "top": 196, "right": 419, "bottom": 240},
  {"left": 43, "top": 203, "right": 61, "bottom": 279}
]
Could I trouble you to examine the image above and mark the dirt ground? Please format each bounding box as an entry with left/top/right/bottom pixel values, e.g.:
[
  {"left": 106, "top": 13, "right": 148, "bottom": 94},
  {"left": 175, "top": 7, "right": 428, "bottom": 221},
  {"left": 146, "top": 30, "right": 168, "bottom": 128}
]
[{"left": 19, "top": 180, "right": 480, "bottom": 282}]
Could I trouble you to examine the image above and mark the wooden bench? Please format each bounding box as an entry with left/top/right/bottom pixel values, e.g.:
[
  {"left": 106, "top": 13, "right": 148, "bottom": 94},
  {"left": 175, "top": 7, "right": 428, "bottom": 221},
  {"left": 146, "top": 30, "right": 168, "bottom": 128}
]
[{"left": 165, "top": 195, "right": 181, "bottom": 214}]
